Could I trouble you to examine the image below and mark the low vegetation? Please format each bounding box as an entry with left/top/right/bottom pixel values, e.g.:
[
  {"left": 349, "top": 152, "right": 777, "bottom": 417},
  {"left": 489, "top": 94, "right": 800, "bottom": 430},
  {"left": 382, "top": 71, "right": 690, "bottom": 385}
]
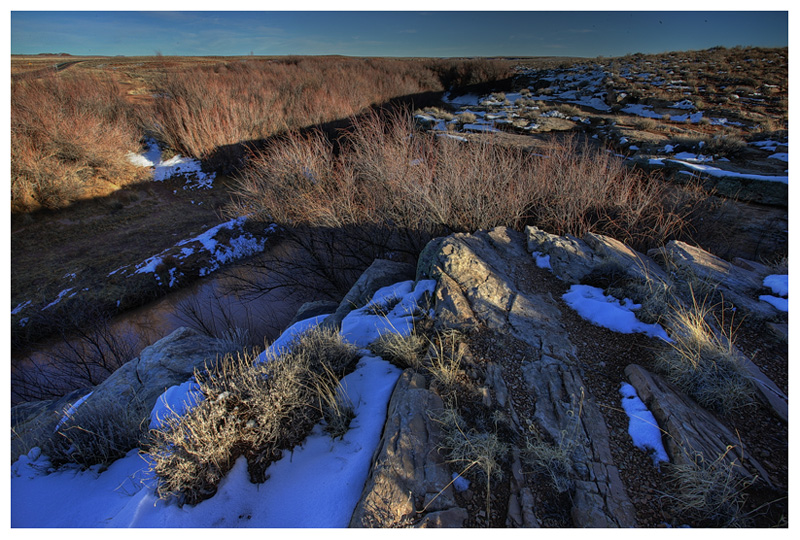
[
  {"left": 231, "top": 110, "right": 700, "bottom": 254},
  {"left": 146, "top": 325, "right": 359, "bottom": 505},
  {"left": 655, "top": 291, "right": 755, "bottom": 415},
  {"left": 11, "top": 72, "right": 147, "bottom": 212}
]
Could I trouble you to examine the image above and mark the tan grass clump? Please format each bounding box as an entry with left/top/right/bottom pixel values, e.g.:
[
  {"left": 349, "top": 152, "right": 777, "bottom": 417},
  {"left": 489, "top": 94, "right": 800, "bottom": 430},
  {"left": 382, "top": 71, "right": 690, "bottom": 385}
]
[
  {"left": 663, "top": 447, "right": 754, "bottom": 526},
  {"left": 655, "top": 291, "right": 755, "bottom": 415},
  {"left": 146, "top": 326, "right": 359, "bottom": 505}
]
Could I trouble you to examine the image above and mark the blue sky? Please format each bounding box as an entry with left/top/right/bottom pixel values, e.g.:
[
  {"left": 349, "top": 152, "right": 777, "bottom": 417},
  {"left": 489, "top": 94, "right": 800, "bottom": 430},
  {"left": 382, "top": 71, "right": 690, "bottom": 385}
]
[{"left": 10, "top": 7, "right": 789, "bottom": 58}]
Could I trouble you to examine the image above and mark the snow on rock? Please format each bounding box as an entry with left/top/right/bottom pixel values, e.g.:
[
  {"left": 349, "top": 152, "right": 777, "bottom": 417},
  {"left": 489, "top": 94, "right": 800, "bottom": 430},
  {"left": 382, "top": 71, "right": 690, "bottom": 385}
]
[
  {"left": 54, "top": 392, "right": 93, "bottom": 432},
  {"left": 562, "top": 284, "right": 670, "bottom": 341},
  {"left": 531, "top": 251, "right": 552, "bottom": 270},
  {"left": 256, "top": 314, "right": 330, "bottom": 362},
  {"left": 120, "top": 216, "right": 272, "bottom": 284},
  {"left": 149, "top": 380, "right": 204, "bottom": 430},
  {"left": 763, "top": 274, "right": 788, "bottom": 297},
  {"left": 462, "top": 123, "right": 499, "bottom": 133},
  {"left": 619, "top": 383, "right": 669, "bottom": 467},
  {"left": 764, "top": 274, "right": 789, "bottom": 296},
  {"left": 759, "top": 295, "right": 788, "bottom": 312},
  {"left": 671, "top": 160, "right": 789, "bottom": 184},
  {"left": 340, "top": 279, "right": 436, "bottom": 347}
]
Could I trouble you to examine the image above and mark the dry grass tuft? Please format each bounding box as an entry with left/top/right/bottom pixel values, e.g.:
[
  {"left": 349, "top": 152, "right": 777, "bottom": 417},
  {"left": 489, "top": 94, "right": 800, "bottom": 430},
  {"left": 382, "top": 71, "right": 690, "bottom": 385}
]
[
  {"left": 656, "top": 290, "right": 755, "bottom": 415},
  {"left": 146, "top": 325, "right": 359, "bottom": 505},
  {"left": 663, "top": 447, "right": 754, "bottom": 526}
]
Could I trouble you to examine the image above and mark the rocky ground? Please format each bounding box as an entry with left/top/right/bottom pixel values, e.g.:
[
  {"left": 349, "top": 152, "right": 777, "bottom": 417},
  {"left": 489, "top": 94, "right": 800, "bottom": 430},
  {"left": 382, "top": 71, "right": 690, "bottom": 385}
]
[{"left": 350, "top": 226, "right": 787, "bottom": 528}]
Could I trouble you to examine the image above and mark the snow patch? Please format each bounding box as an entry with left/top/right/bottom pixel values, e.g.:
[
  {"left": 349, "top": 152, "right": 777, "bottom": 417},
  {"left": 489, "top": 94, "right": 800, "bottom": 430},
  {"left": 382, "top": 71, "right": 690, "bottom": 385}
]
[
  {"left": 562, "top": 285, "right": 670, "bottom": 341},
  {"left": 619, "top": 383, "right": 669, "bottom": 467}
]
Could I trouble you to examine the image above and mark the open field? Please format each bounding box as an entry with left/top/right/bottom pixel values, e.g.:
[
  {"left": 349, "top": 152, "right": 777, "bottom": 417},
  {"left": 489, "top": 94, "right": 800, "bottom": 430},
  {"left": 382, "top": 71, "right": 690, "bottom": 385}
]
[{"left": 11, "top": 47, "right": 787, "bottom": 366}]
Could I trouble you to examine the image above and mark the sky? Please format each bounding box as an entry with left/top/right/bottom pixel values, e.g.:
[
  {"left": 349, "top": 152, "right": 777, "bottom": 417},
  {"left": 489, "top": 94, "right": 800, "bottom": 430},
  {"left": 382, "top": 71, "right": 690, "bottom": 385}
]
[{"left": 8, "top": 4, "right": 790, "bottom": 58}]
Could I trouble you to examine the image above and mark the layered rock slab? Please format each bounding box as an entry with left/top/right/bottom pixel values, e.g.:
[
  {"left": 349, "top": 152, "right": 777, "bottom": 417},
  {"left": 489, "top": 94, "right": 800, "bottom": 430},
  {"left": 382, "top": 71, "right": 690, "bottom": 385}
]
[
  {"left": 349, "top": 370, "right": 465, "bottom": 527},
  {"left": 418, "top": 226, "right": 637, "bottom": 527}
]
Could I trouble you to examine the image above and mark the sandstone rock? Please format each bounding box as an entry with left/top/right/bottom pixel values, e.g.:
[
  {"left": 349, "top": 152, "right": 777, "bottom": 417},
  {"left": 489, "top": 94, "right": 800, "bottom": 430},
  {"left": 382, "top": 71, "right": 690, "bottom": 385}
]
[
  {"left": 322, "top": 259, "right": 415, "bottom": 331},
  {"left": 583, "top": 232, "right": 670, "bottom": 284},
  {"left": 422, "top": 227, "right": 637, "bottom": 527},
  {"left": 349, "top": 370, "right": 465, "bottom": 527},
  {"left": 625, "top": 364, "right": 772, "bottom": 487},
  {"left": 431, "top": 272, "right": 479, "bottom": 332}
]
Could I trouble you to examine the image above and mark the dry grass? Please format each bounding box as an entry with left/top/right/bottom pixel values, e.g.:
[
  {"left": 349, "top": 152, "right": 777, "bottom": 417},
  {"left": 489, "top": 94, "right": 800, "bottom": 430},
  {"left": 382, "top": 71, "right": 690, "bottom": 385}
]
[
  {"left": 231, "top": 111, "right": 698, "bottom": 252},
  {"left": 437, "top": 406, "right": 509, "bottom": 516},
  {"left": 655, "top": 290, "right": 755, "bottom": 415},
  {"left": 44, "top": 394, "right": 150, "bottom": 467},
  {"left": 663, "top": 447, "right": 754, "bottom": 526},
  {"left": 151, "top": 56, "right": 512, "bottom": 165},
  {"left": 368, "top": 329, "right": 428, "bottom": 371},
  {"left": 146, "top": 325, "right": 359, "bottom": 505}
]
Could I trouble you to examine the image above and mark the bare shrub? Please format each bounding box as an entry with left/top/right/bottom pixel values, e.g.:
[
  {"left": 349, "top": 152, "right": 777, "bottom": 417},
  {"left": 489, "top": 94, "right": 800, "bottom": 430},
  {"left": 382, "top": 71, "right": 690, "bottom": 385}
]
[
  {"left": 152, "top": 57, "right": 512, "bottom": 164},
  {"left": 11, "top": 72, "right": 145, "bottom": 211},
  {"left": 11, "top": 306, "right": 144, "bottom": 403},
  {"left": 231, "top": 110, "right": 703, "bottom": 272}
]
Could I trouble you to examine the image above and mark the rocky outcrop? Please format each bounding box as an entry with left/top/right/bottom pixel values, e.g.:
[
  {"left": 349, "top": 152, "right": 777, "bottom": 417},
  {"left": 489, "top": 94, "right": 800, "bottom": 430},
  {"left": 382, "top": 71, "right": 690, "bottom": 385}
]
[
  {"left": 418, "top": 227, "right": 638, "bottom": 527},
  {"left": 350, "top": 370, "right": 466, "bottom": 527},
  {"left": 321, "top": 259, "right": 415, "bottom": 331},
  {"left": 625, "top": 364, "right": 772, "bottom": 487},
  {"left": 11, "top": 327, "right": 232, "bottom": 461}
]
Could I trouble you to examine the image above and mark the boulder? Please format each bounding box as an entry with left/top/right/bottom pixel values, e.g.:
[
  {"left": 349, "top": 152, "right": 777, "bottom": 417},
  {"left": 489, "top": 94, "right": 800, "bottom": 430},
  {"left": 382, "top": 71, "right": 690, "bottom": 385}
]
[
  {"left": 10, "top": 327, "right": 231, "bottom": 463},
  {"left": 88, "top": 327, "right": 230, "bottom": 410},
  {"left": 287, "top": 300, "right": 339, "bottom": 327},
  {"left": 583, "top": 232, "right": 670, "bottom": 284},
  {"left": 322, "top": 259, "right": 415, "bottom": 331}
]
